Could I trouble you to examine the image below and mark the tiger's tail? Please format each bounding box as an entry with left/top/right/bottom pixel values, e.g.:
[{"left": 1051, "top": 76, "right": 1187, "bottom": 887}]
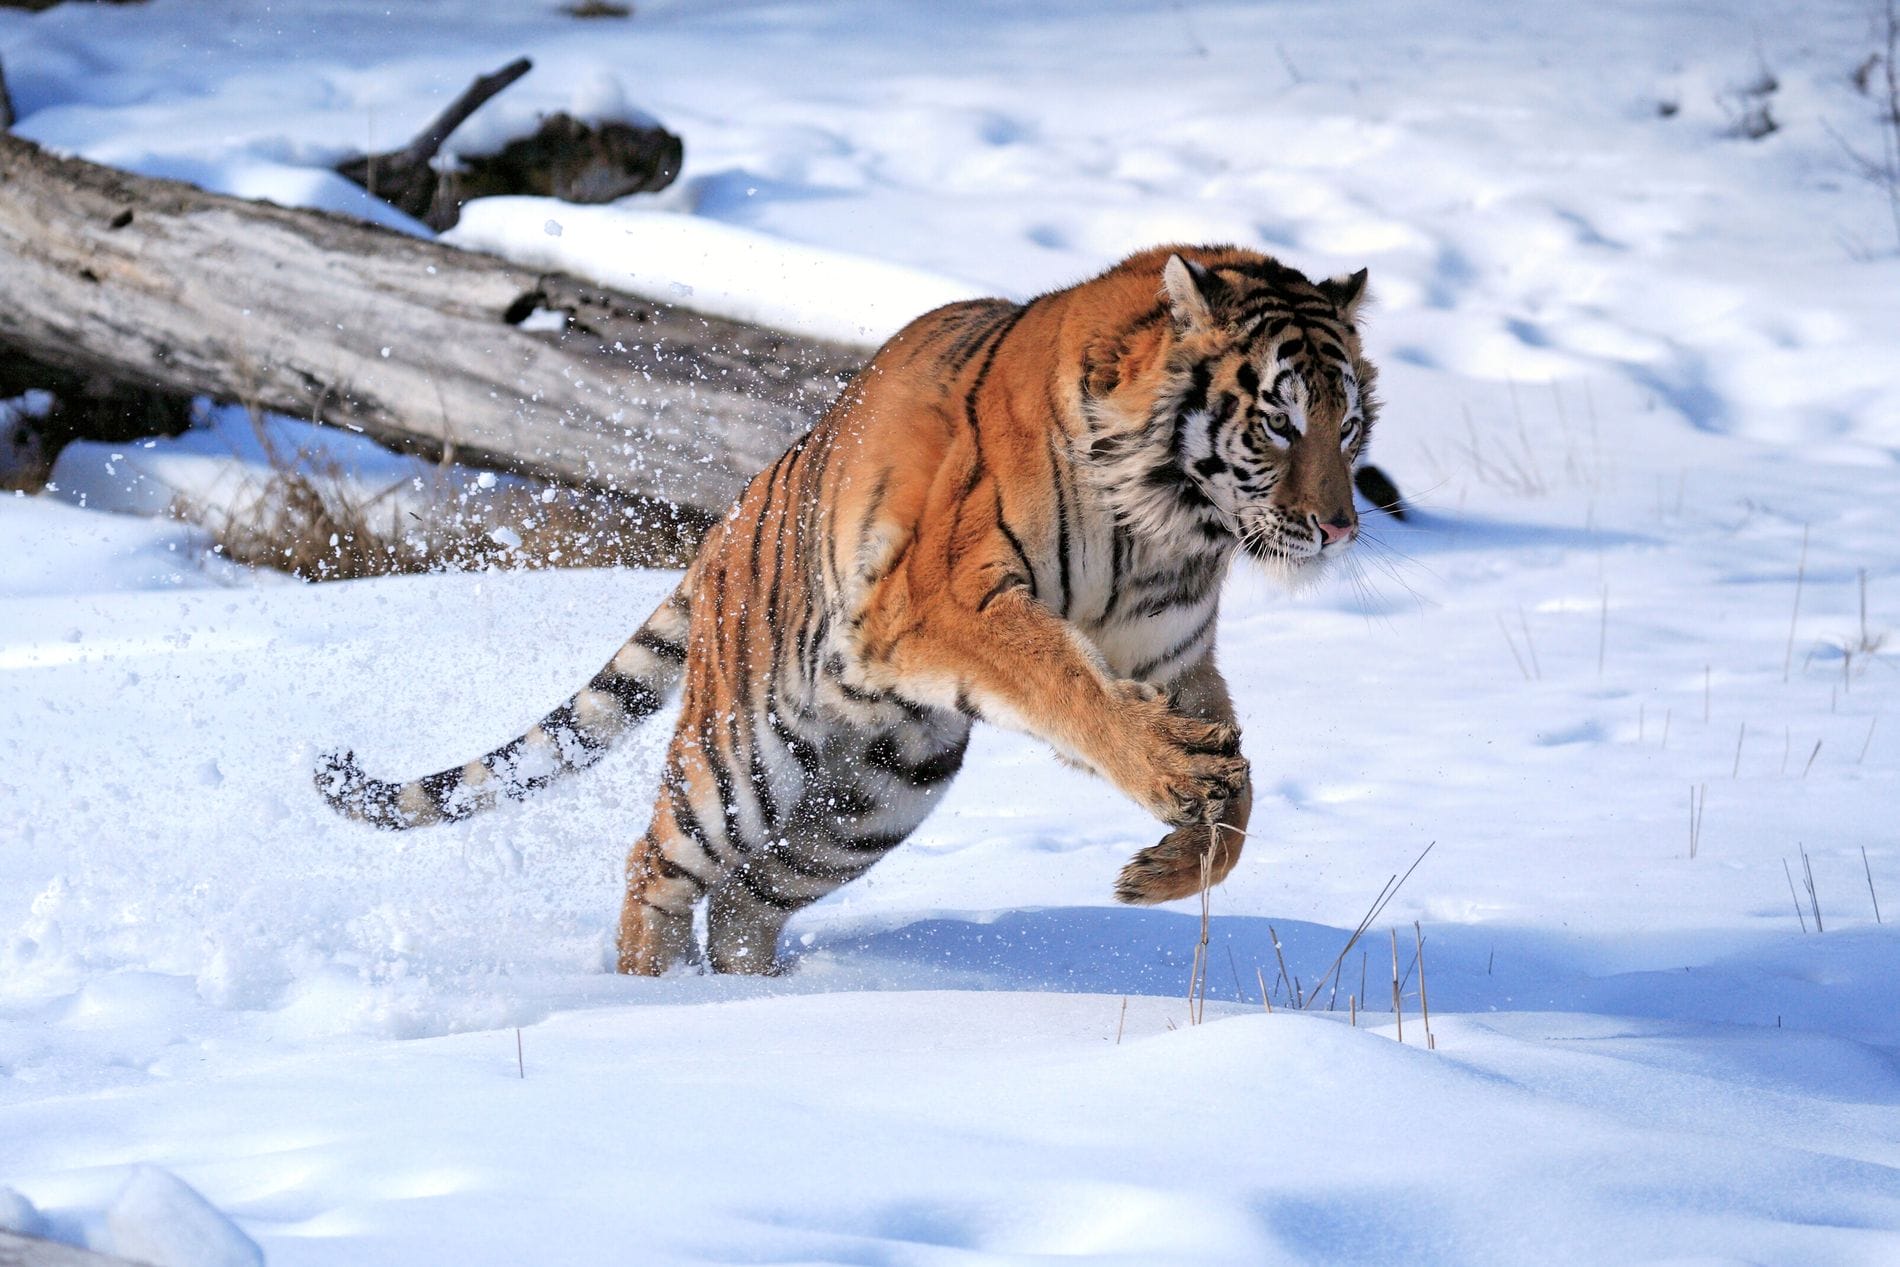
[{"left": 316, "top": 580, "right": 692, "bottom": 830}]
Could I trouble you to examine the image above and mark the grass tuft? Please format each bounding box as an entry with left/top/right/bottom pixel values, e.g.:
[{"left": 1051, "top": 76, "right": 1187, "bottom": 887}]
[{"left": 173, "top": 447, "right": 700, "bottom": 582}]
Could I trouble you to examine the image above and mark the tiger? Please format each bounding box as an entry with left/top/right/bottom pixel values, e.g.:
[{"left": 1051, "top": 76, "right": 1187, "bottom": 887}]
[{"left": 317, "top": 243, "right": 1385, "bottom": 976}]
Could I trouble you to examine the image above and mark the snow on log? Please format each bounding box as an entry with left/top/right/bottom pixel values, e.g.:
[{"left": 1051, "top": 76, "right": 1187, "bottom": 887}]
[
  {"left": 0, "top": 133, "right": 862, "bottom": 520},
  {"left": 0, "top": 1231, "right": 150, "bottom": 1267}
]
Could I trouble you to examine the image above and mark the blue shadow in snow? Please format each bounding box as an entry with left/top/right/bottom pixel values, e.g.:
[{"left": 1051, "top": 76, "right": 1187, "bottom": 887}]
[
  {"left": 801, "top": 905, "right": 1900, "bottom": 1096},
  {"left": 1360, "top": 507, "right": 1654, "bottom": 557}
]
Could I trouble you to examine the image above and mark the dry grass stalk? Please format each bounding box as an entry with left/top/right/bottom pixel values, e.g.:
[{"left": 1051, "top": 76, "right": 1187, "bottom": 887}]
[
  {"left": 1390, "top": 928, "right": 1403, "bottom": 1043},
  {"left": 1433, "top": 402, "right": 1549, "bottom": 496},
  {"left": 1800, "top": 846, "right": 1825, "bottom": 932},
  {"left": 1830, "top": 570, "right": 1886, "bottom": 695},
  {"left": 1783, "top": 524, "right": 1809, "bottom": 682},
  {"left": 1116, "top": 996, "right": 1128, "bottom": 1044},
  {"left": 1863, "top": 847, "right": 1883, "bottom": 924},
  {"left": 1781, "top": 725, "right": 1792, "bottom": 776},
  {"left": 1414, "top": 921, "right": 1435, "bottom": 1051},
  {"left": 1349, "top": 993, "right": 1356, "bottom": 1027},
  {"left": 1733, "top": 724, "right": 1746, "bottom": 778},
  {"left": 515, "top": 1027, "right": 525, "bottom": 1080},
  {"left": 1305, "top": 839, "right": 1437, "bottom": 1011},
  {"left": 1598, "top": 586, "right": 1608, "bottom": 678},
  {"left": 1269, "top": 924, "right": 1295, "bottom": 1011},
  {"left": 1498, "top": 613, "right": 1531, "bottom": 681},
  {"left": 1519, "top": 606, "right": 1541, "bottom": 679},
  {"left": 1784, "top": 857, "right": 1809, "bottom": 933},
  {"left": 1802, "top": 739, "right": 1823, "bottom": 779},
  {"left": 1861, "top": 717, "right": 1879, "bottom": 763},
  {"left": 1186, "top": 829, "right": 1218, "bottom": 1025},
  {"left": 1688, "top": 784, "right": 1706, "bottom": 859},
  {"left": 1256, "top": 966, "right": 1272, "bottom": 1014}
]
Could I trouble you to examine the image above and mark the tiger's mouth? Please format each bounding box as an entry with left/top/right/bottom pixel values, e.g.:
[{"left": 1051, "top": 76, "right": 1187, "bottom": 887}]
[{"left": 1235, "top": 514, "right": 1329, "bottom": 567}]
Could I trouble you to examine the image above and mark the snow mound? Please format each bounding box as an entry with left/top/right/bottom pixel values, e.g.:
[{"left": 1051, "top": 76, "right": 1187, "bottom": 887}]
[
  {"left": 0, "top": 1187, "right": 45, "bottom": 1238},
  {"left": 107, "top": 1167, "right": 263, "bottom": 1267}
]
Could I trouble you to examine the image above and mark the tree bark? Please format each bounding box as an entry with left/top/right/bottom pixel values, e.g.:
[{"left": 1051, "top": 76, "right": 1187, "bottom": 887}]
[{"left": 0, "top": 132, "right": 862, "bottom": 520}]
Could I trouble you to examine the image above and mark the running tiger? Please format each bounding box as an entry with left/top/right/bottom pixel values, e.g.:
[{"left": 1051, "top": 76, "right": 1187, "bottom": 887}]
[{"left": 318, "top": 244, "right": 1392, "bottom": 975}]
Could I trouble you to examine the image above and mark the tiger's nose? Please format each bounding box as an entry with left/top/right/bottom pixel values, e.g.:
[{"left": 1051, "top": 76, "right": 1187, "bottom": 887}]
[{"left": 1317, "top": 513, "right": 1357, "bottom": 546}]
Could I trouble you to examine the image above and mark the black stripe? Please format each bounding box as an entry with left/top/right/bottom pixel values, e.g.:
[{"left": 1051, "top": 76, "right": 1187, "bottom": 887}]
[
  {"left": 697, "top": 722, "right": 744, "bottom": 852},
  {"left": 976, "top": 575, "right": 1020, "bottom": 611},
  {"left": 667, "top": 779, "right": 725, "bottom": 864},
  {"left": 633, "top": 629, "right": 686, "bottom": 662},
  {"left": 938, "top": 302, "right": 1017, "bottom": 372},
  {"left": 730, "top": 862, "right": 805, "bottom": 911},
  {"left": 768, "top": 844, "right": 871, "bottom": 883},
  {"left": 416, "top": 768, "right": 467, "bottom": 820},
  {"left": 995, "top": 507, "right": 1036, "bottom": 600},
  {"left": 961, "top": 305, "right": 1028, "bottom": 435},
  {"left": 1129, "top": 605, "right": 1220, "bottom": 680},
  {"left": 541, "top": 701, "right": 605, "bottom": 757},
  {"left": 864, "top": 734, "right": 968, "bottom": 786},
  {"left": 589, "top": 669, "right": 662, "bottom": 719},
  {"left": 653, "top": 850, "right": 711, "bottom": 896},
  {"left": 1101, "top": 525, "right": 1129, "bottom": 622},
  {"left": 1046, "top": 431, "right": 1073, "bottom": 617},
  {"left": 828, "top": 829, "right": 911, "bottom": 855},
  {"left": 765, "top": 706, "right": 823, "bottom": 773},
  {"left": 818, "top": 780, "right": 881, "bottom": 818},
  {"left": 1202, "top": 391, "right": 1237, "bottom": 459}
]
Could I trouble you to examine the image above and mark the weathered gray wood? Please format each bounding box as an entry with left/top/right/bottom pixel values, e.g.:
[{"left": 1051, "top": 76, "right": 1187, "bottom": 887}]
[
  {"left": 0, "top": 133, "right": 862, "bottom": 519},
  {"left": 0, "top": 1231, "right": 150, "bottom": 1267}
]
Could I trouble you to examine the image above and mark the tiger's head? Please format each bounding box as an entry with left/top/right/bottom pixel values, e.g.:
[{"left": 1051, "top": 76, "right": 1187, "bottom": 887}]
[{"left": 1086, "top": 248, "right": 1378, "bottom": 581}]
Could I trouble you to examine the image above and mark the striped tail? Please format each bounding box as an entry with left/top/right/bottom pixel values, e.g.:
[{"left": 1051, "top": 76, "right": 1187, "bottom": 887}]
[{"left": 317, "top": 583, "right": 691, "bottom": 830}]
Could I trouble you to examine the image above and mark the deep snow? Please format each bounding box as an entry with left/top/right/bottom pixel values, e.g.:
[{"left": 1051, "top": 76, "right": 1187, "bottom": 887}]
[{"left": 3, "top": 1, "right": 1900, "bottom": 1263}]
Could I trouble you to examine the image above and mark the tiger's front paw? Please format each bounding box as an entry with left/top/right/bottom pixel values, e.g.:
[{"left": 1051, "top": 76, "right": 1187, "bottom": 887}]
[
  {"left": 1116, "top": 686, "right": 1247, "bottom": 827},
  {"left": 1113, "top": 818, "right": 1245, "bottom": 904}
]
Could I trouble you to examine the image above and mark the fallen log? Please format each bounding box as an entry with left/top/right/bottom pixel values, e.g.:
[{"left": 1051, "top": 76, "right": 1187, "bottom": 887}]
[{"left": 0, "top": 132, "right": 861, "bottom": 522}]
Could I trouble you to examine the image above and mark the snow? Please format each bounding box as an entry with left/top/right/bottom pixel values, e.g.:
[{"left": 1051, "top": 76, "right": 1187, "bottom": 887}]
[
  {"left": 0, "top": 1186, "right": 45, "bottom": 1238},
  {"left": 108, "top": 1168, "right": 265, "bottom": 1267},
  {"left": 3, "top": 0, "right": 1900, "bottom": 1263},
  {"left": 446, "top": 200, "right": 987, "bottom": 346}
]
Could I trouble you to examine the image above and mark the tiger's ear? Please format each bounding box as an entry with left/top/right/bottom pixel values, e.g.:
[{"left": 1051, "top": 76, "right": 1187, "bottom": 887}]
[
  {"left": 1162, "top": 254, "right": 1225, "bottom": 333},
  {"left": 1318, "top": 268, "right": 1370, "bottom": 323}
]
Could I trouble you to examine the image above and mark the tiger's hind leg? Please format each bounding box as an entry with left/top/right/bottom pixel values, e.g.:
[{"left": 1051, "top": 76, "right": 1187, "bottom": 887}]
[
  {"left": 703, "top": 715, "right": 973, "bottom": 974},
  {"left": 616, "top": 830, "right": 703, "bottom": 975},
  {"left": 704, "top": 866, "right": 804, "bottom": 975}
]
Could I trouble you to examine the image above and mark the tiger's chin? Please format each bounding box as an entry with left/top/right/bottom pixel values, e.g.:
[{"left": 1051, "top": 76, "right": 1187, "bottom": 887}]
[{"left": 1239, "top": 535, "right": 1338, "bottom": 593}]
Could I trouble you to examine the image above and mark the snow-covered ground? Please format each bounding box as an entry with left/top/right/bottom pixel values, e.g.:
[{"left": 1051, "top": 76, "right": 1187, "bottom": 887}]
[{"left": 4, "top": 1, "right": 1900, "bottom": 1263}]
